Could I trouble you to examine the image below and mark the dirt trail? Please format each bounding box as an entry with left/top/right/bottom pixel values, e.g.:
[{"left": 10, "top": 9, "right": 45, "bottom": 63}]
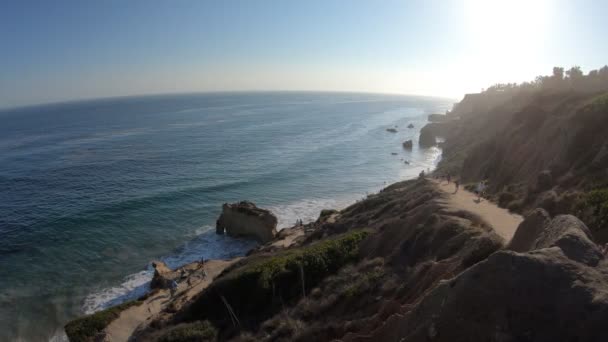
[
  {"left": 432, "top": 180, "right": 523, "bottom": 242},
  {"left": 103, "top": 259, "right": 239, "bottom": 342}
]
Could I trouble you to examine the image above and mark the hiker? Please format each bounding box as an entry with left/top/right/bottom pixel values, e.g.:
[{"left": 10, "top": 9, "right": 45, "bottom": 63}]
[
  {"left": 446, "top": 173, "right": 451, "bottom": 184},
  {"left": 477, "top": 181, "right": 486, "bottom": 201},
  {"left": 454, "top": 179, "right": 460, "bottom": 193},
  {"left": 169, "top": 279, "right": 178, "bottom": 297},
  {"left": 200, "top": 258, "right": 207, "bottom": 278}
]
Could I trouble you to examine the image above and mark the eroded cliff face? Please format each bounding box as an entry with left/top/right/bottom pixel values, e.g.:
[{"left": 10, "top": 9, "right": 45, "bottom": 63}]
[
  {"left": 216, "top": 201, "right": 278, "bottom": 243},
  {"left": 434, "top": 91, "right": 608, "bottom": 241}
]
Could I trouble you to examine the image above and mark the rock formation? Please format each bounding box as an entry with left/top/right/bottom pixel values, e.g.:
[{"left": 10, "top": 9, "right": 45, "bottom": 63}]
[
  {"left": 216, "top": 201, "right": 278, "bottom": 243},
  {"left": 402, "top": 140, "right": 413, "bottom": 149},
  {"left": 352, "top": 211, "right": 608, "bottom": 342},
  {"left": 507, "top": 208, "right": 551, "bottom": 252},
  {"left": 428, "top": 113, "right": 448, "bottom": 122},
  {"left": 407, "top": 123, "right": 414, "bottom": 128},
  {"left": 386, "top": 128, "right": 397, "bottom": 133},
  {"left": 419, "top": 123, "right": 449, "bottom": 147},
  {"left": 150, "top": 261, "right": 174, "bottom": 290}
]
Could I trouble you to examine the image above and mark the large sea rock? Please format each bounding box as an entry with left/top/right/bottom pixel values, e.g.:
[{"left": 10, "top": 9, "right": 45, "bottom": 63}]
[{"left": 216, "top": 201, "right": 278, "bottom": 243}]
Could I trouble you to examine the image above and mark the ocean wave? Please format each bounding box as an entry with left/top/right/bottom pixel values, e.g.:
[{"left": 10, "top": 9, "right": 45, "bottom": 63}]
[{"left": 81, "top": 225, "right": 256, "bottom": 315}]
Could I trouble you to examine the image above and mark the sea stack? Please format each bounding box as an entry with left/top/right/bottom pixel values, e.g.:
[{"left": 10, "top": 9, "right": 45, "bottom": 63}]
[{"left": 216, "top": 201, "right": 278, "bottom": 243}]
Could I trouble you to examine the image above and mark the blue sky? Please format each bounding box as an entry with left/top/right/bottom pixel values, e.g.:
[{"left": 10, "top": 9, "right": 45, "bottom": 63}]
[{"left": 1, "top": 0, "right": 606, "bottom": 108}]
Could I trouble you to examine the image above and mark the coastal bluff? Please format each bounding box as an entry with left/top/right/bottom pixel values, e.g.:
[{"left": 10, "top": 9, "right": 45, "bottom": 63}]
[{"left": 216, "top": 201, "right": 278, "bottom": 243}]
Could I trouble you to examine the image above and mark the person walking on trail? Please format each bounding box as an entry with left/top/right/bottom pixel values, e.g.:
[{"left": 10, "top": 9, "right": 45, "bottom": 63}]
[
  {"left": 446, "top": 173, "right": 451, "bottom": 184},
  {"left": 169, "top": 279, "right": 178, "bottom": 297},
  {"left": 454, "top": 179, "right": 460, "bottom": 193},
  {"left": 200, "top": 258, "right": 207, "bottom": 278},
  {"left": 476, "top": 181, "right": 486, "bottom": 201}
]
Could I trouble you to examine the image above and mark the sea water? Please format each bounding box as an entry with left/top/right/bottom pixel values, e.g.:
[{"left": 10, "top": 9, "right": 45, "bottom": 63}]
[{"left": 0, "top": 92, "right": 452, "bottom": 341}]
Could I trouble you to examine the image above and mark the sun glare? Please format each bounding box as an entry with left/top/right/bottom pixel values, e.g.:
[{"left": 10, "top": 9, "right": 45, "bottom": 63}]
[{"left": 462, "top": 0, "right": 553, "bottom": 86}]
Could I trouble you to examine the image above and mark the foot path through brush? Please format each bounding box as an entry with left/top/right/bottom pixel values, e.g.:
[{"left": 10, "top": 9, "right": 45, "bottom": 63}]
[{"left": 431, "top": 179, "right": 523, "bottom": 242}]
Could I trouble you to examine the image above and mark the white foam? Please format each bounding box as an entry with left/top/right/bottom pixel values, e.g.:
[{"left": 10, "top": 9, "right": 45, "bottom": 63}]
[
  {"left": 269, "top": 195, "right": 361, "bottom": 229},
  {"left": 81, "top": 225, "right": 256, "bottom": 315},
  {"left": 82, "top": 269, "right": 152, "bottom": 314}
]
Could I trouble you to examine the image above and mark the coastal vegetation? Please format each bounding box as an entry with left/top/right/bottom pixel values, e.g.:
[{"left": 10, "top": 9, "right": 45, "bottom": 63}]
[
  {"left": 64, "top": 299, "right": 142, "bottom": 342},
  {"left": 178, "top": 229, "right": 370, "bottom": 336},
  {"left": 158, "top": 321, "right": 217, "bottom": 342}
]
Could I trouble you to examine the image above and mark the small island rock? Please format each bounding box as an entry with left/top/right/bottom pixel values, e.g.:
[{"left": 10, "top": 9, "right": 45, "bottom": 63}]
[{"left": 216, "top": 201, "right": 278, "bottom": 243}]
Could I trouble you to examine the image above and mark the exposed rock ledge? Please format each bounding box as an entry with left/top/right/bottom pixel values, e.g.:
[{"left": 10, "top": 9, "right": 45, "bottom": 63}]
[{"left": 216, "top": 201, "right": 278, "bottom": 243}]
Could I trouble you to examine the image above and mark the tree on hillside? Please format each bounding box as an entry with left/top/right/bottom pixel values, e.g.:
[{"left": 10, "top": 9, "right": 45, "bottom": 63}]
[
  {"left": 552, "top": 67, "right": 564, "bottom": 80},
  {"left": 566, "top": 66, "right": 583, "bottom": 79}
]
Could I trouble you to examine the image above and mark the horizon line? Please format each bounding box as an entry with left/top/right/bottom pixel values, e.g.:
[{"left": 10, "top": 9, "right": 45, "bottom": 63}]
[{"left": 0, "top": 89, "right": 460, "bottom": 112}]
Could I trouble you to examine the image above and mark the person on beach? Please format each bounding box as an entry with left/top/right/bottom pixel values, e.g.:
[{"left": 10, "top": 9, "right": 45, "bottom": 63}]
[{"left": 169, "top": 279, "right": 178, "bottom": 297}]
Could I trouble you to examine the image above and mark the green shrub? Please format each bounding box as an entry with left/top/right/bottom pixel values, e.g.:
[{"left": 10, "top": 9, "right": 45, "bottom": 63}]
[
  {"left": 577, "top": 188, "right": 608, "bottom": 229},
  {"left": 159, "top": 321, "right": 217, "bottom": 342},
  {"left": 64, "top": 300, "right": 142, "bottom": 342},
  {"left": 182, "top": 229, "right": 370, "bottom": 331}
]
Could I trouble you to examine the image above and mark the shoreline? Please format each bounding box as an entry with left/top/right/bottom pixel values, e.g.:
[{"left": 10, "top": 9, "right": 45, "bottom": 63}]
[{"left": 63, "top": 122, "right": 442, "bottom": 341}]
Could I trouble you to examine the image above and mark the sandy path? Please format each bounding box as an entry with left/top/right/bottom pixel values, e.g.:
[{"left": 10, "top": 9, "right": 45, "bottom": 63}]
[
  {"left": 432, "top": 180, "right": 523, "bottom": 242},
  {"left": 103, "top": 259, "right": 240, "bottom": 342}
]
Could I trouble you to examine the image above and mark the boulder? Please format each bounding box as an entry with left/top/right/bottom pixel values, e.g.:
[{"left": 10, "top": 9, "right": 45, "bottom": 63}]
[
  {"left": 533, "top": 215, "right": 603, "bottom": 266},
  {"left": 368, "top": 248, "right": 608, "bottom": 342},
  {"left": 419, "top": 123, "right": 450, "bottom": 147},
  {"left": 151, "top": 261, "right": 174, "bottom": 290},
  {"left": 402, "top": 140, "right": 413, "bottom": 149},
  {"left": 407, "top": 123, "right": 414, "bottom": 129},
  {"left": 386, "top": 128, "right": 398, "bottom": 133},
  {"left": 537, "top": 170, "right": 553, "bottom": 191},
  {"left": 216, "top": 201, "right": 278, "bottom": 243},
  {"left": 507, "top": 208, "right": 551, "bottom": 252}
]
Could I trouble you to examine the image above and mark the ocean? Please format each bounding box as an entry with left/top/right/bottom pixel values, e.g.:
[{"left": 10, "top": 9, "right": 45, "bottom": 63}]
[{"left": 0, "top": 92, "right": 452, "bottom": 341}]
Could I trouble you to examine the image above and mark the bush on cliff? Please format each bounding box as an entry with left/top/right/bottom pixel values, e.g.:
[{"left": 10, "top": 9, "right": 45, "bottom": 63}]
[
  {"left": 576, "top": 188, "right": 608, "bottom": 232},
  {"left": 64, "top": 299, "right": 142, "bottom": 342},
  {"left": 158, "top": 321, "right": 217, "bottom": 342},
  {"left": 180, "top": 229, "right": 370, "bottom": 334}
]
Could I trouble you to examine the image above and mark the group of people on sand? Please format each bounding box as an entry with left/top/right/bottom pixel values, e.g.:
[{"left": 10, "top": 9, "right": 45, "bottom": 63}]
[{"left": 167, "top": 257, "right": 208, "bottom": 298}]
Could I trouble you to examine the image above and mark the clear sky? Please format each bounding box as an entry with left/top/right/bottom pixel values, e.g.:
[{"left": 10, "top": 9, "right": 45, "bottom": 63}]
[{"left": 1, "top": 0, "right": 606, "bottom": 108}]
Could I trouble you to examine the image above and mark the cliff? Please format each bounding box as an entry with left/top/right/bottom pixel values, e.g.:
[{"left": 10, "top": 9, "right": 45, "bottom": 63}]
[{"left": 435, "top": 90, "right": 608, "bottom": 242}]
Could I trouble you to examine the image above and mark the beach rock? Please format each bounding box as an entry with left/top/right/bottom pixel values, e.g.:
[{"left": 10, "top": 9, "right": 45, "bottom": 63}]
[
  {"left": 216, "top": 201, "right": 278, "bottom": 243},
  {"left": 402, "top": 140, "right": 413, "bottom": 149},
  {"left": 419, "top": 130, "right": 435, "bottom": 146},
  {"left": 407, "top": 123, "right": 414, "bottom": 128},
  {"left": 391, "top": 152, "right": 398, "bottom": 155},
  {"left": 537, "top": 170, "right": 553, "bottom": 191},
  {"left": 151, "top": 261, "right": 174, "bottom": 290},
  {"left": 507, "top": 208, "right": 551, "bottom": 252},
  {"left": 386, "top": 128, "right": 398, "bottom": 133}
]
